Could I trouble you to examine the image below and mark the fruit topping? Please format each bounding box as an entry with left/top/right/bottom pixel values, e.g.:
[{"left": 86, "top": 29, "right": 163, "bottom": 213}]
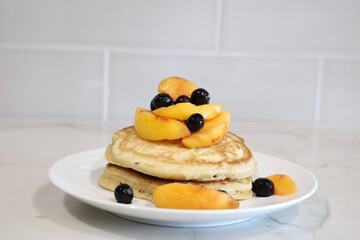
[
  {"left": 175, "top": 95, "right": 191, "bottom": 104},
  {"left": 182, "top": 111, "right": 230, "bottom": 148},
  {"left": 252, "top": 178, "right": 274, "bottom": 197},
  {"left": 158, "top": 77, "right": 198, "bottom": 101},
  {"left": 266, "top": 174, "right": 297, "bottom": 196},
  {"left": 135, "top": 108, "right": 190, "bottom": 140},
  {"left": 191, "top": 88, "right": 210, "bottom": 105},
  {"left": 218, "top": 190, "right": 228, "bottom": 194},
  {"left": 186, "top": 113, "right": 205, "bottom": 132},
  {"left": 153, "top": 183, "right": 239, "bottom": 210},
  {"left": 196, "top": 104, "right": 223, "bottom": 120},
  {"left": 138, "top": 77, "right": 230, "bottom": 148},
  {"left": 153, "top": 102, "right": 223, "bottom": 121},
  {"left": 114, "top": 184, "right": 134, "bottom": 204},
  {"left": 150, "top": 93, "right": 174, "bottom": 111},
  {"left": 150, "top": 101, "right": 156, "bottom": 111}
]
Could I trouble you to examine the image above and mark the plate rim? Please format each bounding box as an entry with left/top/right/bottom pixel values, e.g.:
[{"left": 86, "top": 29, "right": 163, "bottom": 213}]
[{"left": 48, "top": 148, "right": 318, "bottom": 217}]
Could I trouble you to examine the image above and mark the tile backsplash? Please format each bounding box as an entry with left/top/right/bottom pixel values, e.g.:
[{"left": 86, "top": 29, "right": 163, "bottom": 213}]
[
  {"left": 222, "top": 0, "right": 360, "bottom": 54},
  {"left": 0, "top": 49, "right": 104, "bottom": 120},
  {"left": 1, "top": 0, "right": 359, "bottom": 127}
]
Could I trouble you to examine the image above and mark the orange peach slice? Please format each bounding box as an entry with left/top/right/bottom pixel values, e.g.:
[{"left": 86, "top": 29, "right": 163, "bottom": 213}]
[
  {"left": 153, "top": 183, "right": 239, "bottom": 210},
  {"left": 153, "top": 102, "right": 223, "bottom": 121},
  {"left": 135, "top": 108, "right": 190, "bottom": 141},
  {"left": 202, "top": 111, "right": 230, "bottom": 130},
  {"left": 158, "top": 77, "right": 198, "bottom": 101},
  {"left": 266, "top": 174, "right": 297, "bottom": 196},
  {"left": 182, "top": 111, "right": 230, "bottom": 148}
]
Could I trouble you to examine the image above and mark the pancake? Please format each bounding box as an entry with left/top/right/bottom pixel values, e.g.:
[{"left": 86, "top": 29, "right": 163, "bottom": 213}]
[
  {"left": 105, "top": 126, "right": 257, "bottom": 181},
  {"left": 99, "top": 163, "right": 254, "bottom": 202}
]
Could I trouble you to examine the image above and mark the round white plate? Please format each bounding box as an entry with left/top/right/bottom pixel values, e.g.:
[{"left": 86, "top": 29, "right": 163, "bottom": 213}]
[{"left": 49, "top": 148, "right": 317, "bottom": 227}]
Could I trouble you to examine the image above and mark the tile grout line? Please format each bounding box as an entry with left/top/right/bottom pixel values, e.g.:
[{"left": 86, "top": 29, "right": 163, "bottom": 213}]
[
  {"left": 2, "top": 42, "right": 360, "bottom": 60},
  {"left": 0, "top": 42, "right": 104, "bottom": 53},
  {"left": 314, "top": 56, "right": 324, "bottom": 126},
  {"left": 102, "top": 49, "right": 110, "bottom": 122},
  {"left": 215, "top": 0, "right": 223, "bottom": 52}
]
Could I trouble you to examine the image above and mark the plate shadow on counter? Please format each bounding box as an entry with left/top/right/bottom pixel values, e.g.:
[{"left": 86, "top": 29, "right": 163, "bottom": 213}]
[{"left": 31, "top": 182, "right": 329, "bottom": 239}]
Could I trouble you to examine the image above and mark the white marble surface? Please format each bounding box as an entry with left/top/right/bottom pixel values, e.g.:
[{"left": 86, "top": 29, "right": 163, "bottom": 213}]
[{"left": 0, "top": 121, "right": 359, "bottom": 239}]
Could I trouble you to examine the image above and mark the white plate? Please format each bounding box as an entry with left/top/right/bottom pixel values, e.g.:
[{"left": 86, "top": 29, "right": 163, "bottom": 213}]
[{"left": 49, "top": 148, "right": 317, "bottom": 227}]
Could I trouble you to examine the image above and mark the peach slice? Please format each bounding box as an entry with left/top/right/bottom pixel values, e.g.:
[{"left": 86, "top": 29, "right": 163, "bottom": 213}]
[
  {"left": 153, "top": 183, "right": 239, "bottom": 210},
  {"left": 135, "top": 108, "right": 190, "bottom": 141},
  {"left": 158, "top": 77, "right": 198, "bottom": 101},
  {"left": 201, "top": 111, "right": 230, "bottom": 130},
  {"left": 266, "top": 174, "right": 297, "bottom": 196},
  {"left": 153, "top": 102, "right": 223, "bottom": 121},
  {"left": 182, "top": 111, "right": 230, "bottom": 148}
]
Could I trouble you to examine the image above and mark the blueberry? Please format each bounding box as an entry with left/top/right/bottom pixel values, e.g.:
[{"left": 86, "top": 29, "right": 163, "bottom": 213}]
[
  {"left": 252, "top": 178, "right": 274, "bottom": 197},
  {"left": 186, "top": 113, "right": 204, "bottom": 132},
  {"left": 114, "top": 184, "right": 134, "bottom": 204},
  {"left": 218, "top": 190, "right": 228, "bottom": 194},
  {"left": 150, "top": 101, "right": 156, "bottom": 111},
  {"left": 175, "top": 95, "right": 191, "bottom": 104},
  {"left": 191, "top": 88, "right": 210, "bottom": 106},
  {"left": 150, "top": 93, "right": 174, "bottom": 110}
]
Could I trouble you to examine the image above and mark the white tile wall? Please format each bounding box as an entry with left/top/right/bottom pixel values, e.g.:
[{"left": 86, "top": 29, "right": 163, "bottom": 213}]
[
  {"left": 0, "top": 0, "right": 359, "bottom": 126},
  {"left": 320, "top": 60, "right": 360, "bottom": 127},
  {"left": 222, "top": 0, "right": 360, "bottom": 53},
  {"left": 0, "top": 49, "right": 103, "bottom": 120},
  {"left": 0, "top": 0, "right": 217, "bottom": 50}
]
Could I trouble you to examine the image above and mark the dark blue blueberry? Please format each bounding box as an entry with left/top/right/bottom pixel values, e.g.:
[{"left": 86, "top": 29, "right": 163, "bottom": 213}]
[
  {"left": 114, "top": 184, "right": 134, "bottom": 204},
  {"left": 150, "top": 93, "right": 174, "bottom": 110},
  {"left": 191, "top": 88, "right": 210, "bottom": 106},
  {"left": 252, "top": 178, "right": 274, "bottom": 197},
  {"left": 186, "top": 113, "right": 205, "bottom": 132},
  {"left": 175, "top": 95, "right": 191, "bottom": 104}
]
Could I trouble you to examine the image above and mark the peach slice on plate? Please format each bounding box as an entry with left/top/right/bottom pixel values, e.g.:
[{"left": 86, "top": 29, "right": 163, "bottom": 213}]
[
  {"left": 153, "top": 102, "right": 223, "bottom": 121},
  {"left": 153, "top": 183, "right": 239, "bottom": 210},
  {"left": 266, "top": 174, "right": 297, "bottom": 196},
  {"left": 135, "top": 108, "right": 190, "bottom": 141},
  {"left": 182, "top": 111, "right": 230, "bottom": 148},
  {"left": 158, "top": 77, "right": 198, "bottom": 101}
]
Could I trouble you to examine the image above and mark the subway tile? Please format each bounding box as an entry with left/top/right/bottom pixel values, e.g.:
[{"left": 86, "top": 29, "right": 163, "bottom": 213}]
[
  {"left": 108, "top": 54, "right": 318, "bottom": 124},
  {"left": 320, "top": 60, "right": 360, "bottom": 126},
  {"left": 0, "top": 0, "right": 217, "bottom": 50},
  {"left": 222, "top": 0, "right": 360, "bottom": 53},
  {"left": 0, "top": 49, "right": 103, "bottom": 120}
]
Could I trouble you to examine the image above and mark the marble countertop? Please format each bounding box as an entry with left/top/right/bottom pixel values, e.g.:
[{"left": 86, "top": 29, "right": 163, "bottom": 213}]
[{"left": 1, "top": 121, "right": 359, "bottom": 239}]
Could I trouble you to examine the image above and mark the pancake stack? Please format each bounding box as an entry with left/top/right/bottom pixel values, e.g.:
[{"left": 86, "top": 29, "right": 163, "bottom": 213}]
[{"left": 98, "top": 126, "right": 257, "bottom": 202}]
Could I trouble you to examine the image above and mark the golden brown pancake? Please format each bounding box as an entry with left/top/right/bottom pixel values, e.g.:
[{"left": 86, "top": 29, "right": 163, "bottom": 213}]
[
  {"left": 99, "top": 163, "right": 253, "bottom": 202},
  {"left": 105, "top": 126, "right": 257, "bottom": 181}
]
